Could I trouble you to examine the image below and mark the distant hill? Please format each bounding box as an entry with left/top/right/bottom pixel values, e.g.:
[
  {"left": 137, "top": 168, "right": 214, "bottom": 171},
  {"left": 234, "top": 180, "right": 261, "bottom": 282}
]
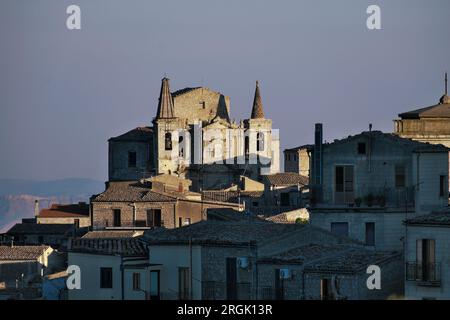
[{"left": 0, "top": 178, "right": 104, "bottom": 233}]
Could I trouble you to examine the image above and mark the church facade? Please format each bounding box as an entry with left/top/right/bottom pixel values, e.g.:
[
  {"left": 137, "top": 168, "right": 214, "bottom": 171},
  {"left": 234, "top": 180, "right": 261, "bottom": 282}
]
[{"left": 108, "top": 78, "right": 280, "bottom": 190}]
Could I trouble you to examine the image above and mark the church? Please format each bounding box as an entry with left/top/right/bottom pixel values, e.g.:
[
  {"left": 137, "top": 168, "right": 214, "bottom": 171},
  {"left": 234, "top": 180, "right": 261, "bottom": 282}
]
[{"left": 108, "top": 77, "right": 280, "bottom": 190}]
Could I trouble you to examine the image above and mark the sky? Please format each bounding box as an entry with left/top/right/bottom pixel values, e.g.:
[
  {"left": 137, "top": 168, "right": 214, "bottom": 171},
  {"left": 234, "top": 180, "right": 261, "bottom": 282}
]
[{"left": 0, "top": 0, "right": 449, "bottom": 182}]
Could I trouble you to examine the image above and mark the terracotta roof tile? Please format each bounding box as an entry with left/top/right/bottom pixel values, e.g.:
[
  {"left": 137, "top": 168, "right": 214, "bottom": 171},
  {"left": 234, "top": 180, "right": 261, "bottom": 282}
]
[
  {"left": 0, "top": 245, "right": 51, "bottom": 260},
  {"left": 70, "top": 238, "right": 147, "bottom": 257}
]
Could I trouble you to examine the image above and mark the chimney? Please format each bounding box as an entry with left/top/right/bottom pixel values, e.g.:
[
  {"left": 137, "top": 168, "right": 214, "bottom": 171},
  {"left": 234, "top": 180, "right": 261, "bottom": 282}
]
[
  {"left": 34, "top": 200, "right": 39, "bottom": 217},
  {"left": 312, "top": 123, "right": 323, "bottom": 204}
]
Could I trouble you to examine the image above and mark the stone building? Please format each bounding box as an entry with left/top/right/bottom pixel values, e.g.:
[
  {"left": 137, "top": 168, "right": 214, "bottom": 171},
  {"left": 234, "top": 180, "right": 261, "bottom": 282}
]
[
  {"left": 284, "top": 145, "right": 313, "bottom": 178},
  {"left": 91, "top": 175, "right": 242, "bottom": 230},
  {"left": 0, "top": 245, "right": 57, "bottom": 299},
  {"left": 143, "top": 220, "right": 402, "bottom": 300},
  {"left": 108, "top": 78, "right": 280, "bottom": 190},
  {"left": 36, "top": 202, "right": 91, "bottom": 228},
  {"left": 404, "top": 211, "right": 450, "bottom": 299},
  {"left": 305, "top": 124, "right": 448, "bottom": 251},
  {"left": 394, "top": 74, "right": 450, "bottom": 186}
]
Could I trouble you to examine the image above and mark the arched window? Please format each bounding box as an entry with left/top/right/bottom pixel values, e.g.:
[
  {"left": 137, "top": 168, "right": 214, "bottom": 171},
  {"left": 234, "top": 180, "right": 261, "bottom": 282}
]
[
  {"left": 179, "top": 135, "right": 184, "bottom": 157},
  {"left": 245, "top": 136, "right": 249, "bottom": 155},
  {"left": 165, "top": 132, "right": 172, "bottom": 150},
  {"left": 257, "top": 132, "right": 264, "bottom": 151}
]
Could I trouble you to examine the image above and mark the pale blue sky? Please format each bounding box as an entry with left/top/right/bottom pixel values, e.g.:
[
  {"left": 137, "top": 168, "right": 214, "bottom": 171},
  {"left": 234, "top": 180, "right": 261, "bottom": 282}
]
[{"left": 0, "top": 0, "right": 449, "bottom": 181}]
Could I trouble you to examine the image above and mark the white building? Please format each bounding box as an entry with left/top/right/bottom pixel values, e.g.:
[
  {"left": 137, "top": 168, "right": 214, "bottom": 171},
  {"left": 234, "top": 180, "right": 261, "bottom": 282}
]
[
  {"left": 404, "top": 212, "right": 450, "bottom": 299},
  {"left": 67, "top": 237, "right": 160, "bottom": 300}
]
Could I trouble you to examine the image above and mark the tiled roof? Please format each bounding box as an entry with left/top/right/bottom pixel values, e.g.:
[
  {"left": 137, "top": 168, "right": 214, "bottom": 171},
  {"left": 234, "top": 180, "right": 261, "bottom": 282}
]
[
  {"left": 405, "top": 211, "right": 450, "bottom": 226},
  {"left": 81, "top": 230, "right": 144, "bottom": 239},
  {"left": 38, "top": 203, "right": 89, "bottom": 218},
  {"left": 0, "top": 245, "right": 51, "bottom": 260},
  {"left": 207, "top": 208, "right": 262, "bottom": 222},
  {"left": 92, "top": 181, "right": 178, "bottom": 202},
  {"left": 6, "top": 223, "right": 74, "bottom": 235},
  {"left": 284, "top": 144, "right": 314, "bottom": 152},
  {"left": 265, "top": 173, "right": 309, "bottom": 186},
  {"left": 326, "top": 131, "right": 449, "bottom": 152},
  {"left": 259, "top": 243, "right": 400, "bottom": 273},
  {"left": 399, "top": 96, "right": 450, "bottom": 119},
  {"left": 143, "top": 220, "right": 346, "bottom": 247},
  {"left": 70, "top": 238, "right": 147, "bottom": 257},
  {"left": 109, "top": 127, "right": 153, "bottom": 142},
  {"left": 303, "top": 247, "right": 401, "bottom": 273},
  {"left": 202, "top": 190, "right": 263, "bottom": 203}
]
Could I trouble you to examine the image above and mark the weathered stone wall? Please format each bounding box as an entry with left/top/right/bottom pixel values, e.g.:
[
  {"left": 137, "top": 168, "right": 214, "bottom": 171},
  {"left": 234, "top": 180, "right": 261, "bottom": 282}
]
[
  {"left": 109, "top": 140, "right": 154, "bottom": 181},
  {"left": 173, "top": 88, "right": 230, "bottom": 124},
  {"left": 37, "top": 216, "right": 91, "bottom": 227},
  {"left": 92, "top": 201, "right": 177, "bottom": 229}
]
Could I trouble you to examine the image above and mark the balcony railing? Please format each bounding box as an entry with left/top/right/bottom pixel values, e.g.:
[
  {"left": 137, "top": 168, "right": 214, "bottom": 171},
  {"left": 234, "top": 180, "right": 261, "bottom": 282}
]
[{"left": 406, "top": 262, "right": 441, "bottom": 286}]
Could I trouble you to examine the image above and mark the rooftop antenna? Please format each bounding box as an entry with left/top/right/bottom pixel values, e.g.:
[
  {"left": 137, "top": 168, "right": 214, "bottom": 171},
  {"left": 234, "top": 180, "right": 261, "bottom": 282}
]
[{"left": 445, "top": 72, "right": 448, "bottom": 95}]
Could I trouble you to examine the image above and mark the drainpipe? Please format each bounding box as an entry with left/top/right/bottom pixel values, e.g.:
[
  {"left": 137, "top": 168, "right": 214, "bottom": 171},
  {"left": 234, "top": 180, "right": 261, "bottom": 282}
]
[{"left": 120, "top": 255, "right": 125, "bottom": 300}]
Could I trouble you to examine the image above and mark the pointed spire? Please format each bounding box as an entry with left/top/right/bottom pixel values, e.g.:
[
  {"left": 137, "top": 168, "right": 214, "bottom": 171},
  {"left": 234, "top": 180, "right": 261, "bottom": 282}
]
[
  {"left": 250, "top": 80, "right": 265, "bottom": 119},
  {"left": 156, "top": 77, "right": 175, "bottom": 119}
]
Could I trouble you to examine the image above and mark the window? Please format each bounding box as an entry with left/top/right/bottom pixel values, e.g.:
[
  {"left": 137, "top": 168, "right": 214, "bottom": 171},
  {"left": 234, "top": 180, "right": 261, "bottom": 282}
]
[
  {"left": 165, "top": 132, "right": 172, "bottom": 150},
  {"left": 335, "top": 165, "right": 354, "bottom": 204},
  {"left": 440, "top": 175, "right": 446, "bottom": 197},
  {"left": 128, "top": 151, "right": 137, "bottom": 168},
  {"left": 417, "top": 239, "right": 436, "bottom": 281},
  {"left": 178, "top": 267, "right": 190, "bottom": 300},
  {"left": 357, "top": 142, "right": 366, "bottom": 155},
  {"left": 275, "top": 269, "right": 285, "bottom": 300},
  {"left": 150, "top": 270, "right": 160, "bottom": 300},
  {"left": 133, "top": 273, "right": 141, "bottom": 291},
  {"left": 178, "top": 217, "right": 183, "bottom": 228},
  {"left": 395, "top": 165, "right": 406, "bottom": 188},
  {"left": 331, "top": 222, "right": 349, "bottom": 237},
  {"left": 100, "top": 267, "right": 113, "bottom": 288},
  {"left": 280, "top": 193, "right": 290, "bottom": 206},
  {"left": 113, "top": 209, "right": 121, "bottom": 227},
  {"left": 179, "top": 136, "right": 184, "bottom": 157},
  {"left": 365, "top": 222, "right": 375, "bottom": 246},
  {"left": 245, "top": 136, "right": 249, "bottom": 155},
  {"left": 147, "top": 209, "right": 162, "bottom": 227},
  {"left": 256, "top": 132, "right": 265, "bottom": 151}
]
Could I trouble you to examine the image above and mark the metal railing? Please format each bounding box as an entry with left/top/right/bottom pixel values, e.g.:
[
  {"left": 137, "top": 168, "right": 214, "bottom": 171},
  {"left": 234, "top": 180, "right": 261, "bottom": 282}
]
[{"left": 406, "top": 262, "right": 441, "bottom": 286}]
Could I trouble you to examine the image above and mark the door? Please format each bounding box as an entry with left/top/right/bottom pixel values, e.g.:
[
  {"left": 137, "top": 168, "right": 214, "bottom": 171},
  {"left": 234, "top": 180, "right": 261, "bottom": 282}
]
[
  {"left": 274, "top": 269, "right": 284, "bottom": 300},
  {"left": 178, "top": 267, "right": 190, "bottom": 300},
  {"left": 150, "top": 270, "right": 160, "bottom": 300},
  {"left": 113, "top": 209, "right": 121, "bottom": 227},
  {"left": 226, "top": 258, "right": 237, "bottom": 300}
]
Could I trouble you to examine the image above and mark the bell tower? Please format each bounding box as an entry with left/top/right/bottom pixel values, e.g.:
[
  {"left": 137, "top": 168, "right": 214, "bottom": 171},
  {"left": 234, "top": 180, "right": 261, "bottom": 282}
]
[{"left": 153, "top": 77, "right": 184, "bottom": 175}]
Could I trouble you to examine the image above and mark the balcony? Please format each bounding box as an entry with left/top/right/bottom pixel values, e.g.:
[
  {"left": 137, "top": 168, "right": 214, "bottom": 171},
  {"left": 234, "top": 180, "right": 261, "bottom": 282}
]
[{"left": 406, "top": 262, "right": 441, "bottom": 287}]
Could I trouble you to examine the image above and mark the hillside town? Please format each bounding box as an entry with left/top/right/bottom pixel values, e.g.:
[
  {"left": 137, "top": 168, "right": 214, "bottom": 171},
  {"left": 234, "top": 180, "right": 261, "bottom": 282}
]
[{"left": 1, "top": 75, "right": 450, "bottom": 300}]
